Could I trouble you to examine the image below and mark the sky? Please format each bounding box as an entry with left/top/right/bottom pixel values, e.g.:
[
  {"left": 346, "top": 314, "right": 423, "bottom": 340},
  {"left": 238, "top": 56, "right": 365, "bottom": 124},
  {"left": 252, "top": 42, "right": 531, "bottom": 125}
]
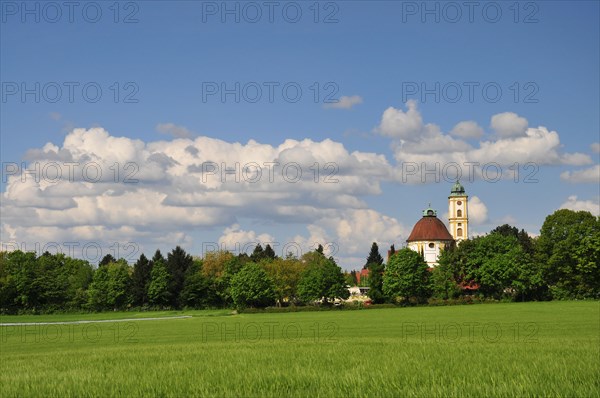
[{"left": 1, "top": 1, "right": 599, "bottom": 269}]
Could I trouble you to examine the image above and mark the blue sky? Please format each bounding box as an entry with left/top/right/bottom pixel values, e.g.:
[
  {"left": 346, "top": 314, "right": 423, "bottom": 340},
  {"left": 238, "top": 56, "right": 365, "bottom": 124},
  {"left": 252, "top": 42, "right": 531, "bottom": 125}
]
[{"left": 1, "top": 1, "right": 599, "bottom": 268}]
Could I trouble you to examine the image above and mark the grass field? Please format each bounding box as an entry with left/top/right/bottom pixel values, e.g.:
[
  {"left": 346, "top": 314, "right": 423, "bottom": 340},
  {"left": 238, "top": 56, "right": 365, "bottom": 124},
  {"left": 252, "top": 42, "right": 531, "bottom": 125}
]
[{"left": 1, "top": 301, "right": 598, "bottom": 397}]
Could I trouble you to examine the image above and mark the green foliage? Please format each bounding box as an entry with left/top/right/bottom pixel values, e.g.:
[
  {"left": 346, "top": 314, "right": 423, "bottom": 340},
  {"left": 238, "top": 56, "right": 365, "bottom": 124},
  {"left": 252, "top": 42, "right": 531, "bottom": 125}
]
[
  {"left": 439, "top": 233, "right": 544, "bottom": 300},
  {"left": 263, "top": 244, "right": 277, "bottom": 260},
  {"left": 87, "top": 261, "right": 132, "bottom": 311},
  {"left": 229, "top": 263, "right": 276, "bottom": 309},
  {"left": 261, "top": 257, "right": 306, "bottom": 305},
  {"left": 180, "top": 260, "right": 213, "bottom": 308},
  {"left": 0, "top": 251, "right": 93, "bottom": 312},
  {"left": 99, "top": 253, "right": 116, "bottom": 267},
  {"left": 166, "top": 246, "right": 194, "bottom": 306},
  {"left": 430, "top": 259, "right": 462, "bottom": 300},
  {"left": 131, "top": 253, "right": 152, "bottom": 306},
  {"left": 297, "top": 251, "right": 349, "bottom": 303},
  {"left": 537, "top": 209, "right": 600, "bottom": 299},
  {"left": 364, "top": 242, "right": 384, "bottom": 269},
  {"left": 383, "top": 248, "right": 431, "bottom": 303},
  {"left": 490, "top": 224, "right": 535, "bottom": 254},
  {"left": 147, "top": 259, "right": 171, "bottom": 307},
  {"left": 367, "top": 262, "right": 386, "bottom": 303}
]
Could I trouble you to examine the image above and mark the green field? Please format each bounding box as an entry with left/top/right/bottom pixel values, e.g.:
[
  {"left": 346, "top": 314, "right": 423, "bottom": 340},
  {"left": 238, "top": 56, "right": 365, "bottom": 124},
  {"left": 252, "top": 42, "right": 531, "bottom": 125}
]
[{"left": 1, "top": 301, "right": 598, "bottom": 397}]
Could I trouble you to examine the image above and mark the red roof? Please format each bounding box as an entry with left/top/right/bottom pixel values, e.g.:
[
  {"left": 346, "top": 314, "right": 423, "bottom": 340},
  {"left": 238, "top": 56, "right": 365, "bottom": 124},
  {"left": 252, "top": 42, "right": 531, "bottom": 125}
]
[{"left": 407, "top": 216, "right": 454, "bottom": 242}]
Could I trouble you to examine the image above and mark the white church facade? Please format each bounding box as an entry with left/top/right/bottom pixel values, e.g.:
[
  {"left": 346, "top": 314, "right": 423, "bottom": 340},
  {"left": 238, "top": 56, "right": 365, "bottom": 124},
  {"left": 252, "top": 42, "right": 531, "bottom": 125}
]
[{"left": 406, "top": 181, "right": 469, "bottom": 267}]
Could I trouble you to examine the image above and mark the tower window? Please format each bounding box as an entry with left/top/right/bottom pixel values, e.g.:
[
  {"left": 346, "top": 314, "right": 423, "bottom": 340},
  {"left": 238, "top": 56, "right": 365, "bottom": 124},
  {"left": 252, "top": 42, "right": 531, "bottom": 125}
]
[
  {"left": 457, "top": 209, "right": 462, "bottom": 217},
  {"left": 457, "top": 228, "right": 463, "bottom": 237},
  {"left": 457, "top": 201, "right": 462, "bottom": 205},
  {"left": 428, "top": 243, "right": 435, "bottom": 248},
  {"left": 458, "top": 223, "right": 462, "bottom": 226}
]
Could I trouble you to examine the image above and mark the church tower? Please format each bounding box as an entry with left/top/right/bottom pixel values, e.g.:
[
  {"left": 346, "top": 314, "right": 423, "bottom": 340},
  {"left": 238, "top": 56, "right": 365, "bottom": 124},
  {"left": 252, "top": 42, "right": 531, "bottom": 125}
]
[{"left": 448, "top": 181, "right": 468, "bottom": 242}]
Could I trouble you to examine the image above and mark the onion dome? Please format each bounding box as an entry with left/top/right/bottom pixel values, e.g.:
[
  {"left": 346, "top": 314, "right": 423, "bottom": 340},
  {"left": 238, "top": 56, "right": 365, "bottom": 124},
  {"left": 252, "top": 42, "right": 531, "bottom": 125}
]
[{"left": 449, "top": 180, "right": 466, "bottom": 197}]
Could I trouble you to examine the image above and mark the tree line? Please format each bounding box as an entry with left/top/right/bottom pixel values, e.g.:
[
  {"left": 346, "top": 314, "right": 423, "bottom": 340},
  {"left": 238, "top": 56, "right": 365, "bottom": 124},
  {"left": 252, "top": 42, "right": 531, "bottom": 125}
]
[
  {"left": 0, "top": 209, "right": 597, "bottom": 313},
  {"left": 0, "top": 242, "right": 349, "bottom": 313},
  {"left": 363, "top": 209, "right": 599, "bottom": 303}
]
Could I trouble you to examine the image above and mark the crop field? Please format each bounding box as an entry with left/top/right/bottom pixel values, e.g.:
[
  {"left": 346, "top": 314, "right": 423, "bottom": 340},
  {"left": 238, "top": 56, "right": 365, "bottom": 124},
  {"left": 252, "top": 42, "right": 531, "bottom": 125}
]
[{"left": 1, "top": 301, "right": 598, "bottom": 397}]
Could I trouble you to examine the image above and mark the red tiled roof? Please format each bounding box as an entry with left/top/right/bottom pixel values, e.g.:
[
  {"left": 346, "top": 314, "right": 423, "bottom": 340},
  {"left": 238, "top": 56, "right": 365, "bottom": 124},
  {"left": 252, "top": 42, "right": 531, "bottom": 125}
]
[{"left": 407, "top": 216, "right": 454, "bottom": 242}]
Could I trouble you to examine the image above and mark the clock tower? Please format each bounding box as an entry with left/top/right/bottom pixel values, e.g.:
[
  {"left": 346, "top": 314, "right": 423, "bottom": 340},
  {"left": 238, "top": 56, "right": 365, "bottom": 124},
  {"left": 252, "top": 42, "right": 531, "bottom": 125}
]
[{"left": 448, "top": 181, "right": 468, "bottom": 242}]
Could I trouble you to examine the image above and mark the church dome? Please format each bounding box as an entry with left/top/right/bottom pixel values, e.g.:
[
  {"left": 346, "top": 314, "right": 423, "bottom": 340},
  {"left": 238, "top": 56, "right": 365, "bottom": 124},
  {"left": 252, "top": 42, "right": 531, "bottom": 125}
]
[
  {"left": 407, "top": 212, "right": 454, "bottom": 242},
  {"left": 449, "top": 180, "right": 466, "bottom": 197}
]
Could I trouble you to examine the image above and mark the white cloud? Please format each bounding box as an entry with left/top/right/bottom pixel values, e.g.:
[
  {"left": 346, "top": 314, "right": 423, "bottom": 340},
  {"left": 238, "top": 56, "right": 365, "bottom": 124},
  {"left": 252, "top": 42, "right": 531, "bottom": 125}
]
[
  {"left": 490, "top": 112, "right": 528, "bottom": 138},
  {"left": 218, "top": 224, "right": 275, "bottom": 252},
  {"left": 450, "top": 120, "right": 484, "bottom": 139},
  {"left": 377, "top": 103, "right": 592, "bottom": 183},
  {"left": 323, "top": 95, "right": 363, "bottom": 110},
  {"left": 1, "top": 127, "right": 397, "bottom": 266},
  {"left": 468, "top": 196, "right": 488, "bottom": 225},
  {"left": 560, "top": 164, "right": 600, "bottom": 184},
  {"left": 377, "top": 100, "right": 431, "bottom": 140},
  {"left": 156, "top": 123, "right": 194, "bottom": 138},
  {"left": 559, "top": 196, "right": 600, "bottom": 216}
]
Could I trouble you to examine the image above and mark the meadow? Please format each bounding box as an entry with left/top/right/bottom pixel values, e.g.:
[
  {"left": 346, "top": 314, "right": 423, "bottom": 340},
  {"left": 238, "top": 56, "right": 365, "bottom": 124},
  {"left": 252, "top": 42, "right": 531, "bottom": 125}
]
[{"left": 1, "top": 301, "right": 598, "bottom": 397}]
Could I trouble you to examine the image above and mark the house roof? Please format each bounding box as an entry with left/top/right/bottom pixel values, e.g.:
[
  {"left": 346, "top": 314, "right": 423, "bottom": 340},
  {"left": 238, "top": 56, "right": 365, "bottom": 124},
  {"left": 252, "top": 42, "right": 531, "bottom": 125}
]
[{"left": 407, "top": 215, "right": 454, "bottom": 242}]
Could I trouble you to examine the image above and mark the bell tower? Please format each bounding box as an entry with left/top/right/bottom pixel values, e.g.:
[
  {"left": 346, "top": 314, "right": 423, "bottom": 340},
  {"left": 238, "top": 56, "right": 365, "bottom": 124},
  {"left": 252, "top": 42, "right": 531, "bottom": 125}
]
[{"left": 448, "top": 181, "right": 468, "bottom": 242}]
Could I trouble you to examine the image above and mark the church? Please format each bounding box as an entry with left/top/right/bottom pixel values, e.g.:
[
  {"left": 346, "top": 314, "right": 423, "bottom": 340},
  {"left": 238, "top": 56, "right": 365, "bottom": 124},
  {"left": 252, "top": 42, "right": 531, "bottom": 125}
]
[{"left": 406, "top": 181, "right": 469, "bottom": 266}]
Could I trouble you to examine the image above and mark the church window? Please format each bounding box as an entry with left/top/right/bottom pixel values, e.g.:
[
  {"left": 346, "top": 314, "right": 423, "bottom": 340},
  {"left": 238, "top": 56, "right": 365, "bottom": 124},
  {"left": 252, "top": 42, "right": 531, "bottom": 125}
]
[
  {"left": 428, "top": 243, "right": 435, "bottom": 248},
  {"left": 458, "top": 223, "right": 462, "bottom": 226},
  {"left": 457, "top": 209, "right": 462, "bottom": 217},
  {"left": 457, "top": 201, "right": 462, "bottom": 205},
  {"left": 457, "top": 228, "right": 463, "bottom": 237}
]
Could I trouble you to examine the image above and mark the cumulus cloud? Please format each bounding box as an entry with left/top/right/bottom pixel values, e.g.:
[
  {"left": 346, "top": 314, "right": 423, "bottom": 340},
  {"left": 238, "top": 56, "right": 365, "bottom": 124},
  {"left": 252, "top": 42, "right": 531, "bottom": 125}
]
[
  {"left": 468, "top": 196, "right": 488, "bottom": 225},
  {"left": 377, "top": 100, "right": 430, "bottom": 140},
  {"left": 377, "top": 102, "right": 591, "bottom": 183},
  {"left": 156, "top": 123, "right": 194, "bottom": 138},
  {"left": 323, "top": 95, "right": 363, "bottom": 110},
  {"left": 450, "top": 120, "right": 484, "bottom": 139},
  {"left": 292, "top": 209, "right": 407, "bottom": 266},
  {"left": 217, "top": 224, "right": 275, "bottom": 252},
  {"left": 560, "top": 164, "right": 600, "bottom": 184},
  {"left": 559, "top": 196, "right": 599, "bottom": 216},
  {"left": 490, "top": 112, "right": 528, "bottom": 138},
  {"left": 1, "top": 127, "right": 397, "bottom": 267}
]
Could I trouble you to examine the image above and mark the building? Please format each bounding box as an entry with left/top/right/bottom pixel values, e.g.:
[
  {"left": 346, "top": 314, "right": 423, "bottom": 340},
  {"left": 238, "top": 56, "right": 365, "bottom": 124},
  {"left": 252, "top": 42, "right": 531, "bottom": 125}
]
[
  {"left": 448, "top": 180, "right": 468, "bottom": 242},
  {"left": 406, "top": 182, "right": 469, "bottom": 266}
]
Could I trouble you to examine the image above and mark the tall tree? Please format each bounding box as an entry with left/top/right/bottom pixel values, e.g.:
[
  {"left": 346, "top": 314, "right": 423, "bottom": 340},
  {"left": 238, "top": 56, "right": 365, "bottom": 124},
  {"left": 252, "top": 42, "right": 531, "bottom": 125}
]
[
  {"left": 536, "top": 209, "right": 599, "bottom": 299},
  {"left": 383, "top": 248, "right": 431, "bottom": 304},
  {"left": 367, "top": 261, "right": 386, "bottom": 303},
  {"left": 490, "top": 224, "right": 535, "bottom": 254},
  {"left": 263, "top": 244, "right": 276, "bottom": 260},
  {"left": 250, "top": 244, "right": 265, "bottom": 262},
  {"left": 230, "top": 263, "right": 276, "bottom": 309},
  {"left": 180, "top": 260, "right": 212, "bottom": 308},
  {"left": 87, "top": 261, "right": 131, "bottom": 310},
  {"left": 152, "top": 249, "right": 165, "bottom": 264},
  {"left": 166, "top": 246, "right": 194, "bottom": 306},
  {"left": 297, "top": 253, "right": 349, "bottom": 303},
  {"left": 131, "top": 253, "right": 152, "bottom": 306},
  {"left": 148, "top": 259, "right": 171, "bottom": 307},
  {"left": 262, "top": 257, "right": 306, "bottom": 306},
  {"left": 99, "top": 253, "right": 116, "bottom": 267},
  {"left": 364, "top": 242, "right": 384, "bottom": 269}
]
